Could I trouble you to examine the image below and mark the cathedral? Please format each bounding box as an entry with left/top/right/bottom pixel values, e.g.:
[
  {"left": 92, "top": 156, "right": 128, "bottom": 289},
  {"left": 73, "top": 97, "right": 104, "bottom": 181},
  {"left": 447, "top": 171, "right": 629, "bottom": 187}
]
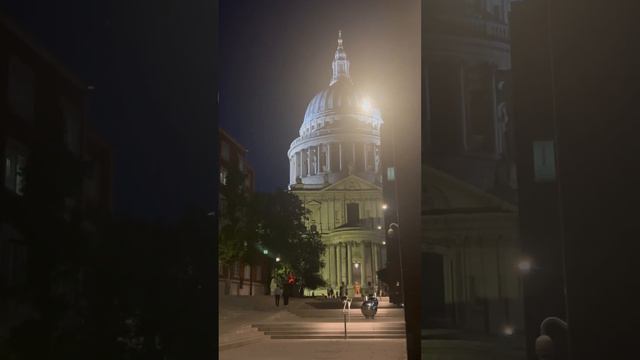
[{"left": 287, "top": 32, "right": 386, "bottom": 297}]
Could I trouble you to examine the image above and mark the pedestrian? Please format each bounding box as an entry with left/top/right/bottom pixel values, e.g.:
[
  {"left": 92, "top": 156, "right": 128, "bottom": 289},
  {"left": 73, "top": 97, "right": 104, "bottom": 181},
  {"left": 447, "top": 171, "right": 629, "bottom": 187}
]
[
  {"left": 339, "top": 281, "right": 346, "bottom": 300},
  {"left": 274, "top": 284, "right": 282, "bottom": 307},
  {"left": 365, "top": 281, "right": 374, "bottom": 299},
  {"left": 354, "top": 281, "right": 361, "bottom": 297},
  {"left": 283, "top": 282, "right": 290, "bottom": 306}
]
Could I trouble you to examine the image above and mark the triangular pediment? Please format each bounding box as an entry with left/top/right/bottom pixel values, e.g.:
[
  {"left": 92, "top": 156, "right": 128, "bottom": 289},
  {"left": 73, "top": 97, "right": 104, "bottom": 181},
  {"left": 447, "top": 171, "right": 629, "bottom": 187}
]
[
  {"left": 321, "top": 175, "right": 381, "bottom": 192},
  {"left": 423, "top": 166, "right": 517, "bottom": 213}
]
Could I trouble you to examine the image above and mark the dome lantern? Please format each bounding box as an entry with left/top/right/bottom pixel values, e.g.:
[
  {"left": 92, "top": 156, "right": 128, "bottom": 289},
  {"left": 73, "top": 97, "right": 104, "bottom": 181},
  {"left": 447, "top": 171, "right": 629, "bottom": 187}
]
[{"left": 331, "top": 30, "right": 351, "bottom": 85}]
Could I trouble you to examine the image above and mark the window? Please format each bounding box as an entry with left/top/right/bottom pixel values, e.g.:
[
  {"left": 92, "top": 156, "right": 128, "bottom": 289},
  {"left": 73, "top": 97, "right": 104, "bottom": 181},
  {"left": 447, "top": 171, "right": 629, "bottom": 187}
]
[
  {"left": 232, "top": 262, "right": 240, "bottom": 278},
  {"left": 220, "top": 167, "right": 228, "bottom": 185},
  {"left": 8, "top": 56, "right": 35, "bottom": 121},
  {"left": 244, "top": 264, "right": 251, "bottom": 279},
  {"left": 61, "top": 97, "right": 81, "bottom": 154},
  {"left": 4, "top": 140, "right": 28, "bottom": 196},
  {"left": 346, "top": 203, "right": 359, "bottom": 226},
  {"left": 238, "top": 157, "right": 244, "bottom": 172},
  {"left": 387, "top": 167, "right": 396, "bottom": 181},
  {"left": 221, "top": 141, "right": 230, "bottom": 161},
  {"left": 255, "top": 265, "right": 262, "bottom": 281},
  {"left": 533, "top": 140, "right": 556, "bottom": 181}
]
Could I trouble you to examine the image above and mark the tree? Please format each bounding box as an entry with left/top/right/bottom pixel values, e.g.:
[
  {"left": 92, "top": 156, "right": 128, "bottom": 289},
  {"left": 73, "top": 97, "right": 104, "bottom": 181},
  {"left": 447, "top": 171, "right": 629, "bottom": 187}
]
[
  {"left": 255, "top": 190, "right": 326, "bottom": 292},
  {"left": 218, "top": 166, "right": 250, "bottom": 294}
]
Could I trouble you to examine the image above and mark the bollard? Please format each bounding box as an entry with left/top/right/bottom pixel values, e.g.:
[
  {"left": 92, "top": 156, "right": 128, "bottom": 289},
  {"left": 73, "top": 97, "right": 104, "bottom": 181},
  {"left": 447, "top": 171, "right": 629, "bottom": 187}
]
[{"left": 535, "top": 317, "right": 568, "bottom": 360}]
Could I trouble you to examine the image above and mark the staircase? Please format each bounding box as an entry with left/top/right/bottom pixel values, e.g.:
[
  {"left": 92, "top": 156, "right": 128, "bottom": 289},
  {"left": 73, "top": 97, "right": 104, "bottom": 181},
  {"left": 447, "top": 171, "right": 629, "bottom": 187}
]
[
  {"left": 252, "top": 321, "right": 406, "bottom": 339},
  {"left": 250, "top": 297, "right": 406, "bottom": 340}
]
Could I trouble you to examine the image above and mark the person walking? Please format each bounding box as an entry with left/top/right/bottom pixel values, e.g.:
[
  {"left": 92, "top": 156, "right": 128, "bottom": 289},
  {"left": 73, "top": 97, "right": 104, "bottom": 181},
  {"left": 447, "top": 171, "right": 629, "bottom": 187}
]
[
  {"left": 339, "top": 281, "right": 346, "bottom": 300},
  {"left": 365, "top": 281, "right": 374, "bottom": 300},
  {"left": 274, "top": 284, "right": 282, "bottom": 307},
  {"left": 283, "top": 281, "right": 290, "bottom": 306}
]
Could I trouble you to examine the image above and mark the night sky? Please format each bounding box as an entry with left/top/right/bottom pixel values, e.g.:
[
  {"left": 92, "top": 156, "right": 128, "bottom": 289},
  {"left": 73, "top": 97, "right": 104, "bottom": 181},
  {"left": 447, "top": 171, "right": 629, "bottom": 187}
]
[
  {"left": 1, "top": 1, "right": 218, "bottom": 220},
  {"left": 220, "top": 0, "right": 420, "bottom": 192}
]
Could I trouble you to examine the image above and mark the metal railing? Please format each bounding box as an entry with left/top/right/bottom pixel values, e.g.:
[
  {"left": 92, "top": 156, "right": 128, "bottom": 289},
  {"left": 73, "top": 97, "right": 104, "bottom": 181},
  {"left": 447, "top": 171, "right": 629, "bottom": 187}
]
[{"left": 342, "top": 297, "right": 352, "bottom": 339}]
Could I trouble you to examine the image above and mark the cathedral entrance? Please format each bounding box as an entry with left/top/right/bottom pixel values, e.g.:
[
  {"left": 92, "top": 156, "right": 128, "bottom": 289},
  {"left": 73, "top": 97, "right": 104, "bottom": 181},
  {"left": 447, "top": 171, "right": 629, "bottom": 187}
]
[{"left": 352, "top": 262, "right": 362, "bottom": 296}]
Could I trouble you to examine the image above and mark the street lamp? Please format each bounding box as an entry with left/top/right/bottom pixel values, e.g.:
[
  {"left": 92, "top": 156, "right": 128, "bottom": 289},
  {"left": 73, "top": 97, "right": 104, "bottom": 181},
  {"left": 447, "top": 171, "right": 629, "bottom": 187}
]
[
  {"left": 387, "top": 222, "right": 404, "bottom": 306},
  {"left": 517, "top": 258, "right": 533, "bottom": 274},
  {"left": 382, "top": 204, "right": 388, "bottom": 210},
  {"left": 263, "top": 249, "right": 269, "bottom": 255},
  {"left": 276, "top": 257, "right": 281, "bottom": 263}
]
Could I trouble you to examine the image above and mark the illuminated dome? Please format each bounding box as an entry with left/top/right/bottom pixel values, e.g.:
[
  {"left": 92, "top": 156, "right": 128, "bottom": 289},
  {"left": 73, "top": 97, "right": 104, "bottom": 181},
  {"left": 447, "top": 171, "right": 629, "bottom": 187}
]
[
  {"left": 288, "top": 31, "right": 384, "bottom": 189},
  {"left": 300, "top": 79, "right": 383, "bottom": 137}
]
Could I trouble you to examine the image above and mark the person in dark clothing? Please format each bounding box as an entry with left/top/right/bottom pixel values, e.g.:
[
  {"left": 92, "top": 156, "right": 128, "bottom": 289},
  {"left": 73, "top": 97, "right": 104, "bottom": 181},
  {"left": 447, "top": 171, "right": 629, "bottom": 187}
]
[
  {"left": 339, "top": 281, "right": 346, "bottom": 300},
  {"left": 283, "top": 282, "right": 290, "bottom": 306},
  {"left": 274, "top": 284, "right": 282, "bottom": 306}
]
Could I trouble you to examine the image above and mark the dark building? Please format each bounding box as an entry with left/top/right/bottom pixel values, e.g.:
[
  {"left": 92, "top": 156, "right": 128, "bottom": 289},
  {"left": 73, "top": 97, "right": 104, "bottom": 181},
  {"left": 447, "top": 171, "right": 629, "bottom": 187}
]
[
  {"left": 511, "top": 0, "right": 638, "bottom": 358},
  {"left": 421, "top": 0, "right": 525, "bottom": 342},
  {"left": 0, "top": 15, "right": 112, "bottom": 339},
  {"left": 218, "top": 128, "right": 269, "bottom": 296}
]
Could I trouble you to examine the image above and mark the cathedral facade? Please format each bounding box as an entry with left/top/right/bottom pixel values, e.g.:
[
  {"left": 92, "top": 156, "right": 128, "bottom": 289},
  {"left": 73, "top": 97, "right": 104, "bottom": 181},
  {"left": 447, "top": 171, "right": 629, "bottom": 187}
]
[{"left": 288, "top": 32, "right": 386, "bottom": 297}]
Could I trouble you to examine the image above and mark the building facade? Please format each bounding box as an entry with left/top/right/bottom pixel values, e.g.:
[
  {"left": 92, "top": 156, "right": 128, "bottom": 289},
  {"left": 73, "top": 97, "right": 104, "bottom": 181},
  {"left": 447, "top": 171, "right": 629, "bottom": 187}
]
[
  {"left": 421, "top": 0, "right": 525, "bottom": 336},
  {"left": 0, "top": 14, "right": 112, "bottom": 339},
  {"left": 218, "top": 128, "right": 268, "bottom": 296},
  {"left": 288, "top": 32, "right": 387, "bottom": 297}
]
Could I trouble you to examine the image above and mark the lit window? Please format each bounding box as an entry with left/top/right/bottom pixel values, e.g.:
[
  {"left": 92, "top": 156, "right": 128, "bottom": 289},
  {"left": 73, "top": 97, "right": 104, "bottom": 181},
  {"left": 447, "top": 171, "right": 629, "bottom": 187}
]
[
  {"left": 244, "top": 264, "right": 251, "bottom": 279},
  {"left": 533, "top": 141, "right": 556, "bottom": 181},
  {"left": 8, "top": 56, "right": 35, "bottom": 121},
  {"left": 4, "top": 140, "right": 28, "bottom": 196},
  {"left": 220, "top": 167, "right": 228, "bottom": 185},
  {"left": 387, "top": 167, "right": 396, "bottom": 181},
  {"left": 221, "top": 141, "right": 230, "bottom": 161}
]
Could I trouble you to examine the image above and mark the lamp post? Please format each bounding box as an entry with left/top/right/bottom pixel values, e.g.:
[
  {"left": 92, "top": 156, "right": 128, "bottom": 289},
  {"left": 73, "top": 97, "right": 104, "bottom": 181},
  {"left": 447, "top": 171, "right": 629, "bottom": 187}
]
[{"left": 387, "top": 222, "right": 404, "bottom": 307}]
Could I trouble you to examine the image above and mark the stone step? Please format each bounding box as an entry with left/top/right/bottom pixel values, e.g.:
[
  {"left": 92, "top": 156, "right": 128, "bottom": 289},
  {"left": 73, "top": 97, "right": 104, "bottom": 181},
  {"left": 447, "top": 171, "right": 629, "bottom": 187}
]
[
  {"left": 265, "top": 330, "right": 405, "bottom": 336},
  {"left": 251, "top": 322, "right": 406, "bottom": 331},
  {"left": 254, "top": 325, "right": 407, "bottom": 331},
  {"left": 270, "top": 334, "right": 406, "bottom": 339}
]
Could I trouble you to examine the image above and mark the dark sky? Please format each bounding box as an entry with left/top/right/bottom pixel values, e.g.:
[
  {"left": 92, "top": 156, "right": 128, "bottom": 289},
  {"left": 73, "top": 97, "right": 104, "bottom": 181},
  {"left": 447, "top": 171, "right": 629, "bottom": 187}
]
[
  {"left": 220, "top": 0, "right": 421, "bottom": 192},
  {"left": 1, "top": 0, "right": 218, "bottom": 220}
]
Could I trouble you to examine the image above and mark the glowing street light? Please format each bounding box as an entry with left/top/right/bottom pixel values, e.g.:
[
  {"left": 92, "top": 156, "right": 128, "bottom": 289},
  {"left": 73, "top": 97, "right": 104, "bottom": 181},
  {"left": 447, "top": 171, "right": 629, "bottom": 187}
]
[
  {"left": 377, "top": 225, "right": 382, "bottom": 230},
  {"left": 276, "top": 257, "right": 281, "bottom": 263},
  {"left": 354, "top": 262, "right": 360, "bottom": 269},
  {"left": 263, "top": 249, "right": 269, "bottom": 255},
  {"left": 503, "top": 325, "right": 514, "bottom": 336},
  {"left": 382, "top": 204, "right": 388, "bottom": 210},
  {"left": 517, "top": 258, "right": 532, "bottom": 273},
  {"left": 382, "top": 241, "right": 386, "bottom": 245}
]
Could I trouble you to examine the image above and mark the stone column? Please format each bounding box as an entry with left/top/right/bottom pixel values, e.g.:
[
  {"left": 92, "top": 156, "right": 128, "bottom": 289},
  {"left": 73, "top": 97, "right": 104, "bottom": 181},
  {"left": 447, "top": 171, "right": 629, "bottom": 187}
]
[
  {"left": 490, "top": 65, "right": 499, "bottom": 156},
  {"left": 328, "top": 244, "right": 334, "bottom": 287},
  {"left": 458, "top": 62, "right": 468, "bottom": 152},
  {"left": 316, "top": 145, "right": 321, "bottom": 174},
  {"left": 361, "top": 241, "right": 367, "bottom": 287},
  {"left": 306, "top": 148, "right": 311, "bottom": 176},
  {"left": 347, "top": 242, "right": 353, "bottom": 291},
  {"left": 352, "top": 143, "right": 356, "bottom": 165},
  {"left": 373, "top": 243, "right": 379, "bottom": 288},
  {"left": 298, "top": 152, "right": 303, "bottom": 178},
  {"left": 327, "top": 143, "right": 331, "bottom": 172},
  {"left": 338, "top": 143, "right": 343, "bottom": 171},
  {"left": 336, "top": 244, "right": 342, "bottom": 285},
  {"left": 363, "top": 143, "right": 368, "bottom": 171}
]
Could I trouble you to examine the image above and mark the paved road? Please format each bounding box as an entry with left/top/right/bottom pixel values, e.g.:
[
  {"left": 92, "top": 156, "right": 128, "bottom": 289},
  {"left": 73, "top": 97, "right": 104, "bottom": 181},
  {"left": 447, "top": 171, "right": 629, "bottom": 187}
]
[{"left": 220, "top": 339, "right": 407, "bottom": 360}]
